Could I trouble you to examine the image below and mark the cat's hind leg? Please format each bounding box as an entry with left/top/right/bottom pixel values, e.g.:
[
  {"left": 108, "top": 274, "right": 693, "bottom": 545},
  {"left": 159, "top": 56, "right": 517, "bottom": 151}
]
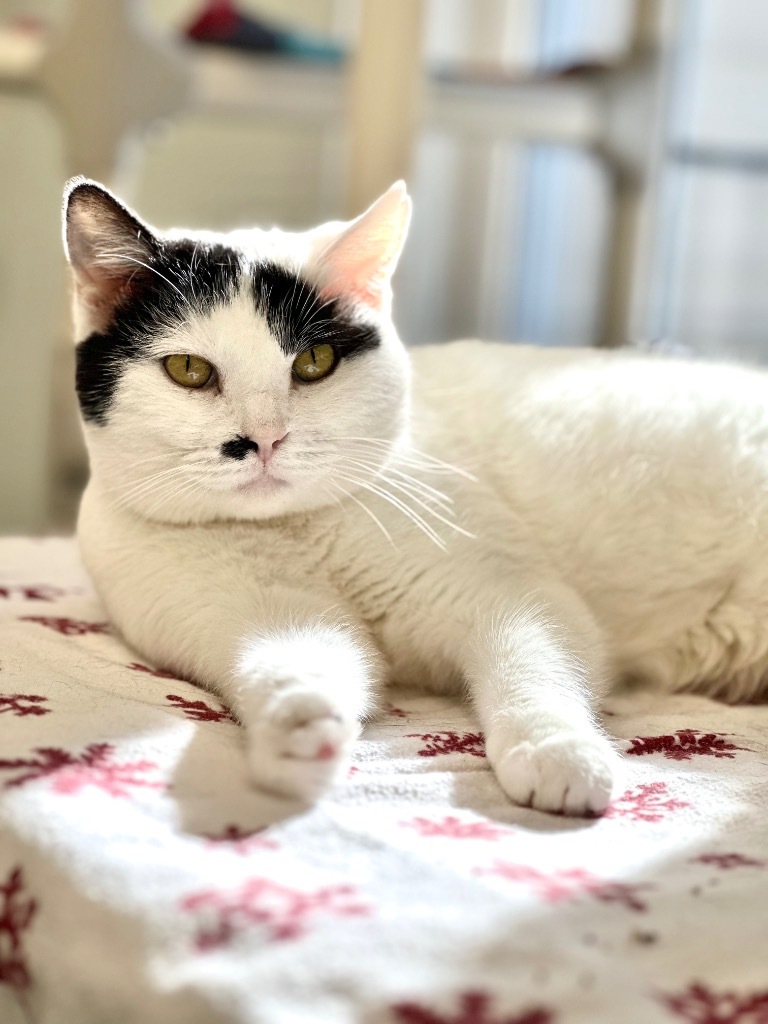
[{"left": 466, "top": 584, "right": 619, "bottom": 816}]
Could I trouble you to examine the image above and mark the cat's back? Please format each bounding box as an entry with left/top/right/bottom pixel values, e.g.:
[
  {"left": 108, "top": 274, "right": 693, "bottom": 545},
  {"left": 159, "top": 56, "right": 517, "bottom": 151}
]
[
  {"left": 410, "top": 341, "right": 768, "bottom": 490},
  {"left": 410, "top": 341, "right": 768, "bottom": 696}
]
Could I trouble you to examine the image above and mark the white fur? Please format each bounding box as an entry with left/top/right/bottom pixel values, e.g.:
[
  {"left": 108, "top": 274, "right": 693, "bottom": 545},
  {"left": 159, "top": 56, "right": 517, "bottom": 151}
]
[{"left": 69, "top": 185, "right": 768, "bottom": 816}]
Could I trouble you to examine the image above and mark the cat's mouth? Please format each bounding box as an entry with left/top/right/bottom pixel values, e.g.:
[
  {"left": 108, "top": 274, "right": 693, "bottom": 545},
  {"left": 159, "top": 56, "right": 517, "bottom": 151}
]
[{"left": 236, "top": 474, "right": 290, "bottom": 494}]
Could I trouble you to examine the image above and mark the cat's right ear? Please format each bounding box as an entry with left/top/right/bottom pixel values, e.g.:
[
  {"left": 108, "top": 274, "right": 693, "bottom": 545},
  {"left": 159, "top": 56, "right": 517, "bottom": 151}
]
[{"left": 63, "top": 177, "right": 159, "bottom": 331}]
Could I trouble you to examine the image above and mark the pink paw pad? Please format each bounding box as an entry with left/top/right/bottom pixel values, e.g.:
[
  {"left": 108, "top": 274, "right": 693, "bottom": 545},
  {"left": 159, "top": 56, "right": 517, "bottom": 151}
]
[{"left": 316, "top": 742, "right": 337, "bottom": 761}]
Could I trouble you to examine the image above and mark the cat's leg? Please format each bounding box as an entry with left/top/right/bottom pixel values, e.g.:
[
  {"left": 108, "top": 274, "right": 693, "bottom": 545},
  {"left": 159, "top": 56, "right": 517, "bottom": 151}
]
[
  {"left": 465, "top": 584, "right": 619, "bottom": 816},
  {"left": 112, "top": 570, "right": 381, "bottom": 802},
  {"left": 231, "top": 607, "right": 381, "bottom": 800}
]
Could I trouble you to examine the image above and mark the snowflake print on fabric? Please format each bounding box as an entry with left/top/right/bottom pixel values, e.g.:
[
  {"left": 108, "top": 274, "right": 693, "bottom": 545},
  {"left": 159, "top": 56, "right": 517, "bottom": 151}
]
[
  {"left": 402, "top": 816, "right": 511, "bottom": 840},
  {"left": 0, "top": 742, "right": 163, "bottom": 797},
  {"left": 19, "top": 616, "right": 110, "bottom": 636},
  {"left": 659, "top": 981, "right": 768, "bottom": 1023},
  {"left": 392, "top": 991, "right": 554, "bottom": 1024},
  {"left": 204, "top": 825, "right": 279, "bottom": 853},
  {"left": 0, "top": 584, "right": 68, "bottom": 601},
  {"left": 626, "top": 729, "right": 750, "bottom": 761},
  {"left": 0, "top": 867, "right": 37, "bottom": 991},
  {"left": 691, "top": 853, "right": 767, "bottom": 870},
  {"left": 0, "top": 694, "right": 50, "bottom": 717},
  {"left": 127, "top": 662, "right": 181, "bottom": 680},
  {"left": 386, "top": 703, "right": 408, "bottom": 718},
  {"left": 604, "top": 781, "right": 690, "bottom": 822},
  {"left": 181, "top": 877, "right": 369, "bottom": 949},
  {"left": 478, "top": 863, "right": 649, "bottom": 912},
  {"left": 405, "top": 731, "right": 486, "bottom": 758},
  {"left": 166, "top": 694, "right": 237, "bottom": 724}
]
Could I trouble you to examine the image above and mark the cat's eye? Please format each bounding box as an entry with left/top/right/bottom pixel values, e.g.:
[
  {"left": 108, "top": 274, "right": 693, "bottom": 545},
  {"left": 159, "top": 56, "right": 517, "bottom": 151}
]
[
  {"left": 292, "top": 344, "right": 337, "bottom": 383},
  {"left": 164, "top": 354, "right": 215, "bottom": 389}
]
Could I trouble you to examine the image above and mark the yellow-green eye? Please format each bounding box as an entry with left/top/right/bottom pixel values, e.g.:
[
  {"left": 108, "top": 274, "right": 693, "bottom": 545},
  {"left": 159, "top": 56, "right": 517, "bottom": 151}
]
[
  {"left": 292, "top": 344, "right": 337, "bottom": 383},
  {"left": 164, "top": 354, "right": 214, "bottom": 389}
]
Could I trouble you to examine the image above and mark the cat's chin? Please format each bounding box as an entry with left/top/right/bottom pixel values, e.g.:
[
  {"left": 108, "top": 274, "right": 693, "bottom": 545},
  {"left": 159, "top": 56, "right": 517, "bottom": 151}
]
[
  {"left": 235, "top": 475, "right": 290, "bottom": 495},
  {"left": 212, "top": 478, "right": 337, "bottom": 523}
]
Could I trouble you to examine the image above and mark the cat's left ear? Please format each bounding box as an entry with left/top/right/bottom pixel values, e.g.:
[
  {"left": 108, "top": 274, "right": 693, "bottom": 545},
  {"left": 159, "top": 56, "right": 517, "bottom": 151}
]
[
  {"left": 316, "top": 181, "right": 412, "bottom": 312},
  {"left": 63, "top": 177, "right": 161, "bottom": 331}
]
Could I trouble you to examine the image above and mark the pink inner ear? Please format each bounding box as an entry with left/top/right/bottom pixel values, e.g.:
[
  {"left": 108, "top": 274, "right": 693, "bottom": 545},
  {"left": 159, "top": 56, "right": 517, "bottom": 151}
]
[
  {"left": 320, "top": 276, "right": 383, "bottom": 310},
  {"left": 319, "top": 249, "right": 390, "bottom": 310}
]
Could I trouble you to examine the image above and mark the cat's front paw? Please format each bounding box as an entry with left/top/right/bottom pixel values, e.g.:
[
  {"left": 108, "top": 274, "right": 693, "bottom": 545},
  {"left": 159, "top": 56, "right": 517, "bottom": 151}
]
[
  {"left": 246, "top": 691, "right": 360, "bottom": 802},
  {"left": 492, "top": 733, "right": 618, "bottom": 816}
]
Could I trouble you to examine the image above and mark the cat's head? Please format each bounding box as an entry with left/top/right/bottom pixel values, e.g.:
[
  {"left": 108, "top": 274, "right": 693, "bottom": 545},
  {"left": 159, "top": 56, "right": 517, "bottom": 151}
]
[{"left": 63, "top": 178, "right": 412, "bottom": 524}]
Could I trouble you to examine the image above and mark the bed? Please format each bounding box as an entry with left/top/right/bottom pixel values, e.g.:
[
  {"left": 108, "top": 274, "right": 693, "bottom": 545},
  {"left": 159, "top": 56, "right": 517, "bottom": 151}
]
[{"left": 1, "top": 537, "right": 767, "bottom": 1024}]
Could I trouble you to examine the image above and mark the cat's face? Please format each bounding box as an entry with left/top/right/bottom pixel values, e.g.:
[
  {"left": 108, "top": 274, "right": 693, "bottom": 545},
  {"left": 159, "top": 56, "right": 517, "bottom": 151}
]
[{"left": 63, "top": 180, "right": 412, "bottom": 524}]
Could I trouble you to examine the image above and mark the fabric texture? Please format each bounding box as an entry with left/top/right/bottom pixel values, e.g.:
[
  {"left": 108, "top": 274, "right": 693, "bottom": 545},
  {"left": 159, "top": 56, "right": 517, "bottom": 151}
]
[{"left": 0, "top": 537, "right": 767, "bottom": 1024}]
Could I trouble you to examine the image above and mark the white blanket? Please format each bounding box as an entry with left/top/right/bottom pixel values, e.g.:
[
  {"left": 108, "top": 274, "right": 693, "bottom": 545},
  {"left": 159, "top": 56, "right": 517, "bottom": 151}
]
[{"left": 1, "top": 538, "right": 767, "bottom": 1024}]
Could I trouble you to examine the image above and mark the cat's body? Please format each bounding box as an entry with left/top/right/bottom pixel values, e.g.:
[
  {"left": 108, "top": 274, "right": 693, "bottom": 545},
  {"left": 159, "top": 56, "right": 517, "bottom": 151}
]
[{"left": 65, "top": 179, "right": 768, "bottom": 817}]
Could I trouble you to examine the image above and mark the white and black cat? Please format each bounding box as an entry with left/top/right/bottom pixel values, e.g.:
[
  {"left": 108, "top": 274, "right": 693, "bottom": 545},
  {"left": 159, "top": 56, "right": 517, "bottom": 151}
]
[{"left": 64, "top": 177, "right": 768, "bottom": 816}]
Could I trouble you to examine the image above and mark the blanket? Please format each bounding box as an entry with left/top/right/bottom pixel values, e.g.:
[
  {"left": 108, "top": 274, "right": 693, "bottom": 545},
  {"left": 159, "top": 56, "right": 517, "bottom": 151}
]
[{"left": 0, "top": 537, "right": 767, "bottom": 1024}]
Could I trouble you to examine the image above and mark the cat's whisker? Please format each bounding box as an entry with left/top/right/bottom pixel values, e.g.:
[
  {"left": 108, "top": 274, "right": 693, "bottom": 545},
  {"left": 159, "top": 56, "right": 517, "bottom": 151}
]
[
  {"left": 294, "top": 276, "right": 325, "bottom": 327},
  {"left": 385, "top": 465, "right": 455, "bottom": 506},
  {"left": 299, "top": 295, "right": 338, "bottom": 335},
  {"left": 338, "top": 452, "right": 455, "bottom": 507},
  {"left": 336, "top": 472, "right": 447, "bottom": 551},
  {"left": 118, "top": 448, "right": 204, "bottom": 470},
  {"left": 94, "top": 252, "right": 190, "bottom": 306},
  {"left": 105, "top": 463, "right": 192, "bottom": 502},
  {"left": 334, "top": 456, "right": 456, "bottom": 517},
  {"left": 300, "top": 328, "right": 337, "bottom": 347},
  {"left": 336, "top": 458, "right": 474, "bottom": 540},
  {"left": 339, "top": 437, "right": 478, "bottom": 480},
  {"left": 104, "top": 462, "right": 208, "bottom": 514},
  {"left": 142, "top": 475, "right": 201, "bottom": 521},
  {"left": 354, "top": 438, "right": 478, "bottom": 482},
  {"left": 327, "top": 481, "right": 397, "bottom": 550}
]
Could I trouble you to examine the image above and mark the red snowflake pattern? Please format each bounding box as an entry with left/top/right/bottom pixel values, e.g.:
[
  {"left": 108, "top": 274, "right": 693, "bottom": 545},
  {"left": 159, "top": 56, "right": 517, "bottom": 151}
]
[
  {"left": 478, "top": 862, "right": 649, "bottom": 911},
  {"left": 204, "top": 825, "right": 279, "bottom": 853},
  {"left": 392, "top": 991, "right": 553, "bottom": 1024},
  {"left": 659, "top": 982, "right": 768, "bottom": 1023},
  {"left": 0, "top": 694, "right": 50, "bottom": 717},
  {"left": 166, "top": 693, "right": 237, "bottom": 723},
  {"left": 127, "top": 662, "right": 181, "bottom": 680},
  {"left": 0, "top": 742, "right": 163, "bottom": 797},
  {"left": 627, "top": 729, "right": 749, "bottom": 761},
  {"left": 0, "top": 584, "right": 67, "bottom": 601},
  {"left": 181, "top": 877, "right": 368, "bottom": 948},
  {"left": 405, "top": 731, "right": 486, "bottom": 758},
  {"left": 19, "top": 616, "right": 110, "bottom": 636},
  {"left": 0, "top": 867, "right": 37, "bottom": 991},
  {"left": 604, "top": 781, "right": 690, "bottom": 822},
  {"left": 402, "top": 816, "right": 510, "bottom": 840},
  {"left": 386, "top": 703, "right": 408, "bottom": 718},
  {"left": 691, "top": 853, "right": 767, "bottom": 870}
]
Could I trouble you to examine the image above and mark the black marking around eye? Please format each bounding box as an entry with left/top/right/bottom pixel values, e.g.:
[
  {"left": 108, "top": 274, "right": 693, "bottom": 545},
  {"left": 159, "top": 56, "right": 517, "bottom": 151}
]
[
  {"left": 75, "top": 246, "right": 381, "bottom": 427},
  {"left": 251, "top": 261, "right": 380, "bottom": 361},
  {"left": 76, "top": 240, "right": 241, "bottom": 424}
]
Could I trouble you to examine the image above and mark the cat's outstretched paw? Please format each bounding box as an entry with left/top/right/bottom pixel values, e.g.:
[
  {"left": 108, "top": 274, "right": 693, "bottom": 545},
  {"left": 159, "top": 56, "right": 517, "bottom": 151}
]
[
  {"left": 492, "top": 733, "right": 618, "bottom": 816},
  {"left": 246, "top": 691, "right": 360, "bottom": 802}
]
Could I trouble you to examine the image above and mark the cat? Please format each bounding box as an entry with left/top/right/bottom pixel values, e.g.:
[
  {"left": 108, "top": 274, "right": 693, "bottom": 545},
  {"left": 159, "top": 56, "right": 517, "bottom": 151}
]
[{"left": 63, "top": 177, "right": 768, "bottom": 817}]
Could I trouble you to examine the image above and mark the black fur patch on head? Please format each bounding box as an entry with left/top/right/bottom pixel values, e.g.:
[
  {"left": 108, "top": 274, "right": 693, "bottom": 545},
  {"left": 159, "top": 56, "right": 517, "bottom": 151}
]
[
  {"left": 76, "top": 241, "right": 241, "bottom": 424},
  {"left": 251, "top": 261, "right": 380, "bottom": 361},
  {"left": 75, "top": 248, "right": 380, "bottom": 427}
]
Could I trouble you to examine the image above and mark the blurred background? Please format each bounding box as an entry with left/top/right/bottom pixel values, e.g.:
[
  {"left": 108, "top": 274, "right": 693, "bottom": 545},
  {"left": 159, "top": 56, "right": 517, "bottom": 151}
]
[{"left": 1, "top": 0, "right": 768, "bottom": 534}]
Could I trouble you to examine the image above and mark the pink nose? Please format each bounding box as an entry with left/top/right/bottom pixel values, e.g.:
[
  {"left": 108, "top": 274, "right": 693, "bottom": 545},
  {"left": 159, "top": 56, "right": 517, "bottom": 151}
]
[{"left": 254, "top": 432, "right": 287, "bottom": 464}]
